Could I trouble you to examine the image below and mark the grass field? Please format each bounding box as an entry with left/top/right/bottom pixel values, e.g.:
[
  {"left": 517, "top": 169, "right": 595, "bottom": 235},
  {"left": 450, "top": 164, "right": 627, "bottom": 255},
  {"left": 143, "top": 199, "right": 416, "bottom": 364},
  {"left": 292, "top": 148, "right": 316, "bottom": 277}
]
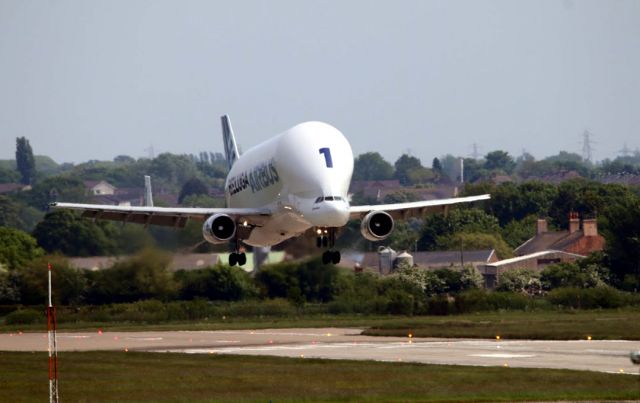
[
  {"left": 1, "top": 351, "right": 638, "bottom": 402},
  {"left": 5, "top": 309, "right": 640, "bottom": 340}
]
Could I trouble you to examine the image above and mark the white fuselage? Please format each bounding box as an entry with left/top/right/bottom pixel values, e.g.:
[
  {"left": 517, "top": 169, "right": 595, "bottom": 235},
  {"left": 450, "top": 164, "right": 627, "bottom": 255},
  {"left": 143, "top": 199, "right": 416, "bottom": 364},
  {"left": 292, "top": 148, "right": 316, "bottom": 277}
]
[{"left": 224, "top": 121, "right": 354, "bottom": 247}]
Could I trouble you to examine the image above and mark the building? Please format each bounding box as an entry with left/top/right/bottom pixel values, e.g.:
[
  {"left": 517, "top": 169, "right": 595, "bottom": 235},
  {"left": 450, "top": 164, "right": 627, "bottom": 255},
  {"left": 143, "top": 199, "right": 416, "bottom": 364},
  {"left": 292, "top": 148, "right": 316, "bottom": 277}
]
[
  {"left": 84, "top": 180, "right": 116, "bottom": 196},
  {"left": 479, "top": 250, "right": 585, "bottom": 289},
  {"left": 515, "top": 213, "right": 605, "bottom": 257},
  {"left": 0, "top": 183, "right": 29, "bottom": 194},
  {"left": 339, "top": 248, "right": 498, "bottom": 275}
]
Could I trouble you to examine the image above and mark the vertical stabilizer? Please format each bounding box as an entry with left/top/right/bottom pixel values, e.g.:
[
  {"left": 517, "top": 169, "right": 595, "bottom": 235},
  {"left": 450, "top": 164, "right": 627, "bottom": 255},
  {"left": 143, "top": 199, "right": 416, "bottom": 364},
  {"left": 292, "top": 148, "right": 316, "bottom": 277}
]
[
  {"left": 144, "top": 175, "right": 154, "bottom": 207},
  {"left": 221, "top": 115, "right": 240, "bottom": 171}
]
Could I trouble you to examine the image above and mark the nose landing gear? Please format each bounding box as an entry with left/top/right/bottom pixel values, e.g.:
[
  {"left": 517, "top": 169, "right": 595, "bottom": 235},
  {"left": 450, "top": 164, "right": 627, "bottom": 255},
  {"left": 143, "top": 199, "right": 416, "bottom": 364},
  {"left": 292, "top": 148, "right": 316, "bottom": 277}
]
[{"left": 316, "top": 227, "right": 341, "bottom": 265}]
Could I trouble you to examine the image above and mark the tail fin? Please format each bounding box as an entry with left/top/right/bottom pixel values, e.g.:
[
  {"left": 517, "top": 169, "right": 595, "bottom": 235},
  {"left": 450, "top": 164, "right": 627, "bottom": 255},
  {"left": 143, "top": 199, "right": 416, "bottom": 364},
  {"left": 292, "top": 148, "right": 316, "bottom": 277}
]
[
  {"left": 221, "top": 115, "right": 240, "bottom": 171},
  {"left": 143, "top": 175, "right": 154, "bottom": 207}
]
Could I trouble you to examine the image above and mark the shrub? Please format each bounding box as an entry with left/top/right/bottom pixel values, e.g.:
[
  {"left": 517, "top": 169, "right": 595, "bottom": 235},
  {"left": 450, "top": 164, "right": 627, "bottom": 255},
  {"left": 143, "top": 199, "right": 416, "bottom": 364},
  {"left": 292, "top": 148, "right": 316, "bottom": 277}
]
[
  {"left": 4, "top": 308, "right": 43, "bottom": 325},
  {"left": 546, "top": 286, "right": 639, "bottom": 309}
]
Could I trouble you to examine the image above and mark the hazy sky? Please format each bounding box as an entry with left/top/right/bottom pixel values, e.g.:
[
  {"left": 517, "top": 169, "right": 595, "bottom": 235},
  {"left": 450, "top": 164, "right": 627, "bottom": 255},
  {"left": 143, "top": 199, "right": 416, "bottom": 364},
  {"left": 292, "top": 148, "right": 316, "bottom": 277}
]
[{"left": 1, "top": 0, "right": 639, "bottom": 165}]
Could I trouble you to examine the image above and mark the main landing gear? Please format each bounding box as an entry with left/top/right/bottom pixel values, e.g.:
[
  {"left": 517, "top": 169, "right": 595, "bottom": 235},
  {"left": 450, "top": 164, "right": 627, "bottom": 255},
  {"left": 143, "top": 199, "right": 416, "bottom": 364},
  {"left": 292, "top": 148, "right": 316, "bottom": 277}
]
[
  {"left": 229, "top": 226, "right": 247, "bottom": 267},
  {"left": 228, "top": 252, "right": 246, "bottom": 266},
  {"left": 317, "top": 227, "right": 340, "bottom": 264}
]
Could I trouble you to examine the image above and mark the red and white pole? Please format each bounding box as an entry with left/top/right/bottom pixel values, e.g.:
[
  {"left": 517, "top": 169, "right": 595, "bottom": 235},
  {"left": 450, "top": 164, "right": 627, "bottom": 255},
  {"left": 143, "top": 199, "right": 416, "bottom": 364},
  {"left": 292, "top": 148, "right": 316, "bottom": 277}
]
[{"left": 47, "top": 262, "right": 59, "bottom": 403}]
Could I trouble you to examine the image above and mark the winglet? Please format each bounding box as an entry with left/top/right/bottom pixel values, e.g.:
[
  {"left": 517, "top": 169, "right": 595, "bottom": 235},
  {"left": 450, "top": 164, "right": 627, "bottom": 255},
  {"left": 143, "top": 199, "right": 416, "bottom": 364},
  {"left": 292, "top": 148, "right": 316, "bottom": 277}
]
[
  {"left": 221, "top": 115, "right": 240, "bottom": 171},
  {"left": 144, "top": 175, "right": 154, "bottom": 207}
]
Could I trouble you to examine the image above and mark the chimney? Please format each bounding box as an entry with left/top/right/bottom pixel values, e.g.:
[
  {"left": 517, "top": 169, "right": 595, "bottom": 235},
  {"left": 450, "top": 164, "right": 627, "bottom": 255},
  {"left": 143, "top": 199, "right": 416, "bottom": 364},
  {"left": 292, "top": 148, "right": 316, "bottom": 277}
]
[
  {"left": 536, "top": 219, "right": 548, "bottom": 235},
  {"left": 583, "top": 218, "right": 598, "bottom": 237},
  {"left": 569, "top": 212, "right": 580, "bottom": 234}
]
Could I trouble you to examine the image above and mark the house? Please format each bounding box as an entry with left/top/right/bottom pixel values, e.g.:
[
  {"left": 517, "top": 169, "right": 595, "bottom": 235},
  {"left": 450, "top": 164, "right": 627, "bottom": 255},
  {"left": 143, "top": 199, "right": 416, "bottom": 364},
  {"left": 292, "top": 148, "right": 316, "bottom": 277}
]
[
  {"left": 84, "top": 180, "right": 116, "bottom": 196},
  {"left": 479, "top": 250, "right": 585, "bottom": 289},
  {"left": 0, "top": 183, "right": 28, "bottom": 194},
  {"left": 515, "top": 213, "right": 605, "bottom": 256},
  {"left": 339, "top": 248, "right": 498, "bottom": 275}
]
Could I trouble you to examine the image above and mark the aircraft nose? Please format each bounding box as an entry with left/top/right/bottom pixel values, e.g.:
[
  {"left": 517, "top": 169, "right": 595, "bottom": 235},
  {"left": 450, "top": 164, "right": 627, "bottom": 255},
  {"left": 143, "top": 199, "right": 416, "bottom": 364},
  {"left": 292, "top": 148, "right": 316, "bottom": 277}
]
[{"left": 308, "top": 200, "right": 350, "bottom": 227}]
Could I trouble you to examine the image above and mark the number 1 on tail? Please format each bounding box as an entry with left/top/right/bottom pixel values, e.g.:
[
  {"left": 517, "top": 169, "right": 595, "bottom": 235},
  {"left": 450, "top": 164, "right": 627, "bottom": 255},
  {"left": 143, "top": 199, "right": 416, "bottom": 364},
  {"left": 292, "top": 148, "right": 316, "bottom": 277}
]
[{"left": 319, "top": 148, "right": 333, "bottom": 168}]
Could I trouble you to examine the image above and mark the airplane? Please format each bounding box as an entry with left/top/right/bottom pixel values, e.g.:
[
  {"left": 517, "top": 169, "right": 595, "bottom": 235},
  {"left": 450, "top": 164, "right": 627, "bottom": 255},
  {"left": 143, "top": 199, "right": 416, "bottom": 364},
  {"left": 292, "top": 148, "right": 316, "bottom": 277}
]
[{"left": 51, "top": 116, "right": 490, "bottom": 266}]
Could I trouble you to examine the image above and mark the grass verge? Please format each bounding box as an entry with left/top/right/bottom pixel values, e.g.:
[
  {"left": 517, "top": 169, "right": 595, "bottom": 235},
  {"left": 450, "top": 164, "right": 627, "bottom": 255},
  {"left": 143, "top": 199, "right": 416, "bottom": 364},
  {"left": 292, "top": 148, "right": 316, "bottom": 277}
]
[
  {"left": 4, "top": 309, "right": 640, "bottom": 340},
  {"left": 1, "top": 351, "right": 638, "bottom": 402},
  {"left": 362, "top": 309, "right": 640, "bottom": 340}
]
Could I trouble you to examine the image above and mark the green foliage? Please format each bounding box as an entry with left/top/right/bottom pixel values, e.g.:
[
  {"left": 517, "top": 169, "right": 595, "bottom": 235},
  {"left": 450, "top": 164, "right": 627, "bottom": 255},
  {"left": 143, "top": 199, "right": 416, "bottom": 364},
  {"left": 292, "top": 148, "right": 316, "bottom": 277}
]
[
  {"left": 0, "top": 226, "right": 44, "bottom": 270},
  {"left": 599, "top": 191, "right": 640, "bottom": 285},
  {"left": 25, "top": 176, "right": 88, "bottom": 210},
  {"left": 4, "top": 308, "right": 42, "bottom": 325},
  {"left": 394, "top": 154, "right": 423, "bottom": 185},
  {"left": 454, "top": 290, "right": 532, "bottom": 313},
  {"left": 32, "top": 210, "right": 119, "bottom": 256},
  {"left": 546, "top": 287, "right": 640, "bottom": 309},
  {"left": 15, "top": 137, "right": 35, "bottom": 185},
  {"left": 540, "top": 262, "right": 605, "bottom": 290},
  {"left": 178, "top": 177, "right": 209, "bottom": 204},
  {"left": 501, "top": 215, "right": 537, "bottom": 249},
  {"left": 255, "top": 258, "right": 339, "bottom": 303},
  {"left": 352, "top": 152, "right": 394, "bottom": 181},
  {"left": 85, "top": 249, "right": 176, "bottom": 304},
  {"left": 180, "top": 194, "right": 224, "bottom": 208},
  {"left": 0, "top": 166, "right": 19, "bottom": 183},
  {"left": 418, "top": 208, "right": 500, "bottom": 250},
  {"left": 176, "top": 265, "right": 258, "bottom": 301},
  {"left": 496, "top": 269, "right": 542, "bottom": 296},
  {"left": 436, "top": 232, "right": 513, "bottom": 259},
  {"left": 13, "top": 255, "right": 87, "bottom": 305},
  {"left": 484, "top": 150, "right": 515, "bottom": 173},
  {"left": 0, "top": 271, "right": 20, "bottom": 304}
]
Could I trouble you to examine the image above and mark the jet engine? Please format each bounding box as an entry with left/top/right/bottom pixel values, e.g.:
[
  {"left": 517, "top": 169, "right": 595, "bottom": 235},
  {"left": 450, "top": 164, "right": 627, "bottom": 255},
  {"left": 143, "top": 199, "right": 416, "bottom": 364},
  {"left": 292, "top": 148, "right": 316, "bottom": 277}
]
[
  {"left": 360, "top": 211, "right": 394, "bottom": 241},
  {"left": 202, "top": 214, "right": 236, "bottom": 244}
]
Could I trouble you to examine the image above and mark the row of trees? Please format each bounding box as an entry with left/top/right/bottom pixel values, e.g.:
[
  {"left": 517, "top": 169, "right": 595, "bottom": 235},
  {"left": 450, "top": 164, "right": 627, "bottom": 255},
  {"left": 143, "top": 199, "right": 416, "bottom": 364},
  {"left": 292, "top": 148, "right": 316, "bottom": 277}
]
[{"left": 2, "top": 249, "right": 637, "bottom": 319}]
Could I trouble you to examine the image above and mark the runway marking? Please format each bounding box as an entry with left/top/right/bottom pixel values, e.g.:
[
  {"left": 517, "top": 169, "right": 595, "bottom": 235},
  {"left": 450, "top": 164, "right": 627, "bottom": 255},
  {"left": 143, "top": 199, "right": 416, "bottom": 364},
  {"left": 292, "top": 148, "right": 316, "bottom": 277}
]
[
  {"left": 470, "top": 353, "right": 536, "bottom": 358},
  {"left": 125, "top": 337, "right": 163, "bottom": 341},
  {"left": 57, "top": 335, "right": 91, "bottom": 339}
]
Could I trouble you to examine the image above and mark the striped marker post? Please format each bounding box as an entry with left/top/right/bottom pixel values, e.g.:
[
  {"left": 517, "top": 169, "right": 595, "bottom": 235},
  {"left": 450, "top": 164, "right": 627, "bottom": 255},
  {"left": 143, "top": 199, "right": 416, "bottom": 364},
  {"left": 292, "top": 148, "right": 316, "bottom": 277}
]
[{"left": 47, "top": 263, "right": 59, "bottom": 403}]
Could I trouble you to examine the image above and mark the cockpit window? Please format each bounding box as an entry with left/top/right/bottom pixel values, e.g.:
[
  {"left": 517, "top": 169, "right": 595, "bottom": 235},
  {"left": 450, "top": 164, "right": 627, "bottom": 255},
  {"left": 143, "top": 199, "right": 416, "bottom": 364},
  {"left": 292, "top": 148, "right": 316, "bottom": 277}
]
[{"left": 314, "top": 196, "right": 344, "bottom": 203}]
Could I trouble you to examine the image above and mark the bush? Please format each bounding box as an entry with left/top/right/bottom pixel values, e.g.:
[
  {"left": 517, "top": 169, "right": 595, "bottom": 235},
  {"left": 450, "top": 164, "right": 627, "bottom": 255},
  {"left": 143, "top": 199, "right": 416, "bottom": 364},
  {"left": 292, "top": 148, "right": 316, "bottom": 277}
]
[
  {"left": 455, "top": 290, "right": 533, "bottom": 313},
  {"left": 496, "top": 268, "right": 542, "bottom": 296},
  {"left": 176, "top": 265, "right": 258, "bottom": 301},
  {"left": 540, "top": 262, "right": 605, "bottom": 290},
  {"left": 4, "top": 308, "right": 43, "bottom": 325},
  {"left": 546, "top": 286, "right": 640, "bottom": 309}
]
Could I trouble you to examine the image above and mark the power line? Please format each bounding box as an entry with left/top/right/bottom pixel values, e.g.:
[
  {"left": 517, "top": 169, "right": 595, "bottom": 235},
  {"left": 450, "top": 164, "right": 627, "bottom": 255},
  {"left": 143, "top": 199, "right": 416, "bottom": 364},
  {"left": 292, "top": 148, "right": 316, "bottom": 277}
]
[{"left": 581, "top": 130, "right": 596, "bottom": 162}]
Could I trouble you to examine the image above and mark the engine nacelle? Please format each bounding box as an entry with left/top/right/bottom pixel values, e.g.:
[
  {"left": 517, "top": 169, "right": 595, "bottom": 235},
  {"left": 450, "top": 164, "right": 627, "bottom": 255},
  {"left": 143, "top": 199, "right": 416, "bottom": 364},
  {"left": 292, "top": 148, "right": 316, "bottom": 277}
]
[
  {"left": 202, "top": 214, "right": 236, "bottom": 244},
  {"left": 360, "top": 211, "right": 395, "bottom": 241}
]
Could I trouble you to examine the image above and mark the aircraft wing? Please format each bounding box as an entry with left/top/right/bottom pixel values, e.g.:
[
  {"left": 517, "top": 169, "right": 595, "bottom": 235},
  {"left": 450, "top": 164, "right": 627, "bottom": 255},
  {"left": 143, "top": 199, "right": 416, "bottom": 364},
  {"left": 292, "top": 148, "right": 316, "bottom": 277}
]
[
  {"left": 49, "top": 202, "right": 271, "bottom": 228},
  {"left": 349, "top": 194, "right": 491, "bottom": 220}
]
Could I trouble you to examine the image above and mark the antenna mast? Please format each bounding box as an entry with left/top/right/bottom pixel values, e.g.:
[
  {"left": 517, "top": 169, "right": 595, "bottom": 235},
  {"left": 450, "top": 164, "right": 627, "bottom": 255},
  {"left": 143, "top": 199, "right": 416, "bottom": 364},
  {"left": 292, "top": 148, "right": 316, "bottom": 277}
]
[{"left": 47, "top": 263, "right": 59, "bottom": 403}]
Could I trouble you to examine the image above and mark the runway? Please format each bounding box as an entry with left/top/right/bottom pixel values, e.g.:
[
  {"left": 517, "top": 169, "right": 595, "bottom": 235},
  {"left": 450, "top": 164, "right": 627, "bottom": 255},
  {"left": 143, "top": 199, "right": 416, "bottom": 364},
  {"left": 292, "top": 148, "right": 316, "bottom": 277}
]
[{"left": 2, "top": 328, "right": 638, "bottom": 375}]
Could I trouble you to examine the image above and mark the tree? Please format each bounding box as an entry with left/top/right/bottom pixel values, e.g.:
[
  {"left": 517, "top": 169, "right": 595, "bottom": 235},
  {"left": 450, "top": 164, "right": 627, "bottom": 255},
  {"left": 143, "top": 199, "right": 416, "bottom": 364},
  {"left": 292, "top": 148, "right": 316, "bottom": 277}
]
[
  {"left": 178, "top": 177, "right": 209, "bottom": 204},
  {"left": 32, "top": 210, "right": 118, "bottom": 256},
  {"left": 418, "top": 208, "right": 501, "bottom": 250},
  {"left": 432, "top": 158, "right": 442, "bottom": 174},
  {"left": 15, "top": 137, "right": 36, "bottom": 185},
  {"left": 0, "top": 227, "right": 44, "bottom": 270},
  {"left": 85, "top": 249, "right": 176, "bottom": 304},
  {"left": 496, "top": 269, "right": 542, "bottom": 295},
  {"left": 394, "top": 154, "right": 423, "bottom": 185},
  {"left": 484, "top": 150, "right": 515, "bottom": 173},
  {"left": 353, "top": 152, "right": 394, "bottom": 181},
  {"left": 540, "top": 262, "right": 604, "bottom": 290},
  {"left": 436, "top": 232, "right": 513, "bottom": 259},
  {"left": 0, "top": 195, "right": 43, "bottom": 232}
]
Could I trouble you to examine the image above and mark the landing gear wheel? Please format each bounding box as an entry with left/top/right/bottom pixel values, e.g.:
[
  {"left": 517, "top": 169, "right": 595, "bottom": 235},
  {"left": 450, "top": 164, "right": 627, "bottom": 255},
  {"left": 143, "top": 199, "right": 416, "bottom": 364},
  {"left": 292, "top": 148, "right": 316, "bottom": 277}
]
[
  {"left": 238, "top": 252, "right": 247, "bottom": 266},
  {"left": 331, "top": 251, "right": 341, "bottom": 264},
  {"left": 229, "top": 253, "right": 237, "bottom": 266},
  {"left": 322, "top": 251, "right": 331, "bottom": 265}
]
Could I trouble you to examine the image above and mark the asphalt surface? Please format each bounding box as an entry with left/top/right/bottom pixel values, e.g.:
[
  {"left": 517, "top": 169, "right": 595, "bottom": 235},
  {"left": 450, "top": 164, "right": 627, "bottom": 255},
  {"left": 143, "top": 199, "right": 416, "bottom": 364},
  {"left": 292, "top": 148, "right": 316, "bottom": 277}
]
[{"left": 2, "top": 328, "right": 639, "bottom": 375}]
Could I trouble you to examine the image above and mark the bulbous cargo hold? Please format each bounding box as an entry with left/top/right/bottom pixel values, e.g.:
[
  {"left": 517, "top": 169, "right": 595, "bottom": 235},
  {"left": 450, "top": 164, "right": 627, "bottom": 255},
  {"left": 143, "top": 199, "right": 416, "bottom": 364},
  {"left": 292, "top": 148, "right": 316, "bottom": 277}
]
[
  {"left": 360, "top": 210, "right": 394, "bottom": 241},
  {"left": 202, "top": 213, "right": 236, "bottom": 244}
]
